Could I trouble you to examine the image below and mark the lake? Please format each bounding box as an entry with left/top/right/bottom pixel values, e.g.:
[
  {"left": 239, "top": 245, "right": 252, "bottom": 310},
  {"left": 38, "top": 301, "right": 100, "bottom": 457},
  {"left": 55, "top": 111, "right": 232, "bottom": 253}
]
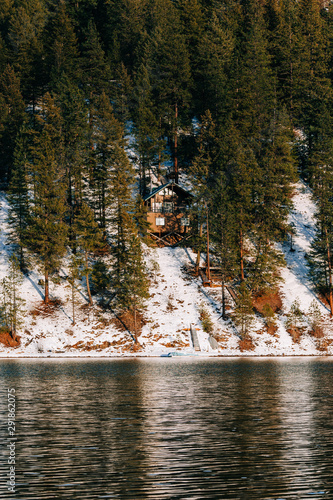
[{"left": 0, "top": 357, "right": 333, "bottom": 499}]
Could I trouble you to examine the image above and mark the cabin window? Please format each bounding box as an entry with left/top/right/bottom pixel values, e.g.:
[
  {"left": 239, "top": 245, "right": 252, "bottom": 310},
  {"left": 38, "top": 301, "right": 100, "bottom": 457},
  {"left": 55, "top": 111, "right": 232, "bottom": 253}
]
[
  {"left": 152, "top": 202, "right": 162, "bottom": 212},
  {"left": 163, "top": 202, "right": 173, "bottom": 213},
  {"left": 156, "top": 217, "right": 165, "bottom": 226},
  {"left": 181, "top": 217, "right": 190, "bottom": 226}
]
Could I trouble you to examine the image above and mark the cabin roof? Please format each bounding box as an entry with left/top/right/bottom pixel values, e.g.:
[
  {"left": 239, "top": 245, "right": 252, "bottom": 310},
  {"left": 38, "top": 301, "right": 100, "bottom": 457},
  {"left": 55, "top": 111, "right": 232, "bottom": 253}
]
[{"left": 142, "top": 182, "right": 192, "bottom": 202}]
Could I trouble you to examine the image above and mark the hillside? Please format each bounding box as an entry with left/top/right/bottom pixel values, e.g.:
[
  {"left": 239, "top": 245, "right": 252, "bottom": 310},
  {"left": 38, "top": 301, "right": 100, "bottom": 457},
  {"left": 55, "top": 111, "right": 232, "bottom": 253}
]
[{"left": 0, "top": 180, "right": 332, "bottom": 358}]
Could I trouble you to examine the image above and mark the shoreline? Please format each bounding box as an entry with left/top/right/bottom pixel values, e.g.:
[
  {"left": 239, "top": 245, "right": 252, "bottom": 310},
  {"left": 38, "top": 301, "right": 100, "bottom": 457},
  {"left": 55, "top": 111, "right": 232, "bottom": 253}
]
[{"left": 0, "top": 353, "right": 332, "bottom": 359}]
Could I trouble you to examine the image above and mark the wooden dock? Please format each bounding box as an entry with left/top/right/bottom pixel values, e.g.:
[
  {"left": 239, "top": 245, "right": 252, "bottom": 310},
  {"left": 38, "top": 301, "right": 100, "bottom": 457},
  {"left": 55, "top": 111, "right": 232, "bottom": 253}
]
[{"left": 190, "top": 324, "right": 201, "bottom": 351}]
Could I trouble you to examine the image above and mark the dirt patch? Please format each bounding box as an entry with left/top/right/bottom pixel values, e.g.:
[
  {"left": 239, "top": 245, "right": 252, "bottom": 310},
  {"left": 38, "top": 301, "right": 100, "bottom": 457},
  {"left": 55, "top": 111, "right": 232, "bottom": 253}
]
[
  {"left": 286, "top": 326, "right": 306, "bottom": 343},
  {"left": 0, "top": 332, "right": 21, "bottom": 348},
  {"left": 317, "top": 338, "right": 333, "bottom": 352},
  {"left": 160, "top": 340, "right": 188, "bottom": 348},
  {"left": 266, "top": 324, "right": 279, "bottom": 336},
  {"left": 65, "top": 338, "right": 133, "bottom": 351},
  {"left": 116, "top": 310, "right": 147, "bottom": 339},
  {"left": 238, "top": 336, "right": 255, "bottom": 352},
  {"left": 309, "top": 325, "right": 325, "bottom": 339},
  {"left": 30, "top": 298, "right": 64, "bottom": 317},
  {"left": 253, "top": 290, "right": 282, "bottom": 315}
]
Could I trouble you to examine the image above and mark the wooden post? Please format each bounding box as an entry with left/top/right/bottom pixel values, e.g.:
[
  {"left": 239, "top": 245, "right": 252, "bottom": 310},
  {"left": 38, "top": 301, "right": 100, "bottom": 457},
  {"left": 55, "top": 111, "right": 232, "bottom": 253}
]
[
  {"left": 44, "top": 269, "right": 49, "bottom": 304},
  {"left": 174, "top": 103, "right": 178, "bottom": 183},
  {"left": 240, "top": 227, "right": 244, "bottom": 281},
  {"left": 72, "top": 280, "right": 75, "bottom": 325},
  {"left": 221, "top": 273, "right": 226, "bottom": 319},
  {"left": 206, "top": 203, "right": 211, "bottom": 282},
  {"left": 195, "top": 221, "right": 203, "bottom": 275},
  {"left": 325, "top": 227, "right": 333, "bottom": 316}
]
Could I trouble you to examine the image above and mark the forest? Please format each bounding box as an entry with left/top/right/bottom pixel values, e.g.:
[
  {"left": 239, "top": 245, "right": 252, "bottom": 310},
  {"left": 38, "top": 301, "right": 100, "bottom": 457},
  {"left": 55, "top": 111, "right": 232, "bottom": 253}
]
[{"left": 0, "top": 0, "right": 333, "bottom": 340}]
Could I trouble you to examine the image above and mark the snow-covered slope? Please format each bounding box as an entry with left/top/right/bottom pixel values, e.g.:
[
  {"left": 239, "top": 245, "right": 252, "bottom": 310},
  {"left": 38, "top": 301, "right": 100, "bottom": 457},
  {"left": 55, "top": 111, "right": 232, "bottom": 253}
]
[{"left": 1, "top": 181, "right": 333, "bottom": 358}]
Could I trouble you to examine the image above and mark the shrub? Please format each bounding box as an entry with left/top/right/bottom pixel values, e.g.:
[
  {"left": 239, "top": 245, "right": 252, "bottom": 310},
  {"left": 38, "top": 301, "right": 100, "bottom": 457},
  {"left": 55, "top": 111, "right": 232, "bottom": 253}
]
[
  {"left": 233, "top": 282, "right": 255, "bottom": 338},
  {"left": 286, "top": 298, "right": 305, "bottom": 342},
  {"left": 262, "top": 303, "right": 278, "bottom": 334},
  {"left": 308, "top": 300, "right": 325, "bottom": 338},
  {"left": 198, "top": 303, "right": 214, "bottom": 334}
]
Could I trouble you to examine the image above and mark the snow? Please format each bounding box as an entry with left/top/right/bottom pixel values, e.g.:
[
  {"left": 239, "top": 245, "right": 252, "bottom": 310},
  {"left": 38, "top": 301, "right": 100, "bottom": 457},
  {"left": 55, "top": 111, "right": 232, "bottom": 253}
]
[{"left": 1, "top": 181, "right": 333, "bottom": 358}]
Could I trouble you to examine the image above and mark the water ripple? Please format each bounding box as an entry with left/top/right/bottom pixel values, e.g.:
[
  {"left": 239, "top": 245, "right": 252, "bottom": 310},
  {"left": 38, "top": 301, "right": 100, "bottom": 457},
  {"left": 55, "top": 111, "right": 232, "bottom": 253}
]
[{"left": 0, "top": 358, "right": 333, "bottom": 499}]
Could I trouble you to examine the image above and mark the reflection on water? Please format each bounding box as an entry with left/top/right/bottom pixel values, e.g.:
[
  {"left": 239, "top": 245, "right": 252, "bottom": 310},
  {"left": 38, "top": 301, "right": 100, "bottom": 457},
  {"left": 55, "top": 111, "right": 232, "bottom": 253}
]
[{"left": 1, "top": 358, "right": 333, "bottom": 499}]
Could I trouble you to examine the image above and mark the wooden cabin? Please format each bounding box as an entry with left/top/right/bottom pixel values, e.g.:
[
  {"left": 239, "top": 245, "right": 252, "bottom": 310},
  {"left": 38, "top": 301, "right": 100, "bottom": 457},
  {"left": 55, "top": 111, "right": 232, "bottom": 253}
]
[{"left": 143, "top": 182, "right": 192, "bottom": 245}]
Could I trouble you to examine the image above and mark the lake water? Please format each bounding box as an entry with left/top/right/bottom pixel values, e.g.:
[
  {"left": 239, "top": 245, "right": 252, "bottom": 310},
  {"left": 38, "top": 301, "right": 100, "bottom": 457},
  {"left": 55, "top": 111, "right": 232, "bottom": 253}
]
[{"left": 1, "top": 358, "right": 333, "bottom": 499}]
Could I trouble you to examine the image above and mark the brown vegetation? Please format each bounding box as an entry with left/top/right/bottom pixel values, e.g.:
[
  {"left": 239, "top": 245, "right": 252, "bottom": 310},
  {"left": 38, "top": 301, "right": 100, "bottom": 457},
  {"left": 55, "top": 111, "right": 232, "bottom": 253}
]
[
  {"left": 309, "top": 324, "right": 325, "bottom": 339},
  {"left": 30, "top": 298, "right": 64, "bottom": 317},
  {"left": 0, "top": 331, "right": 21, "bottom": 348},
  {"left": 113, "top": 310, "right": 147, "bottom": 340},
  {"left": 238, "top": 336, "right": 255, "bottom": 352},
  {"left": 316, "top": 338, "right": 333, "bottom": 352},
  {"left": 253, "top": 290, "right": 282, "bottom": 315},
  {"left": 266, "top": 324, "right": 279, "bottom": 336},
  {"left": 286, "top": 326, "right": 306, "bottom": 343}
]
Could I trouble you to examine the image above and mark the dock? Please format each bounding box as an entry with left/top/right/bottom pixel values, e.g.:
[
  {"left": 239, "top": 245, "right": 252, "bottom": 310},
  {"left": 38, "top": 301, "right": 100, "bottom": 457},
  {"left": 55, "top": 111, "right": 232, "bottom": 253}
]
[{"left": 190, "top": 324, "right": 201, "bottom": 351}]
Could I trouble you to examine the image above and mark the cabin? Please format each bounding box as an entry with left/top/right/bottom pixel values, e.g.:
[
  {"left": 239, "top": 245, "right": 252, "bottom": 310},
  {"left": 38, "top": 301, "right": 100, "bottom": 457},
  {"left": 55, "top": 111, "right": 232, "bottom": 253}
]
[{"left": 143, "top": 181, "right": 192, "bottom": 246}]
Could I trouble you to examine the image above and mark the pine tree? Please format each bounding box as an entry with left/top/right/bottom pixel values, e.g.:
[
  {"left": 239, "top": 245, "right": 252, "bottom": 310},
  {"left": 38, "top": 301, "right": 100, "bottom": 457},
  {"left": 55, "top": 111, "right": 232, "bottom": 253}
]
[
  {"left": 90, "top": 91, "right": 124, "bottom": 232},
  {"left": 7, "top": 0, "right": 48, "bottom": 108},
  {"left": 132, "top": 63, "right": 165, "bottom": 195},
  {"left": 112, "top": 232, "right": 149, "bottom": 343},
  {"left": 307, "top": 112, "right": 333, "bottom": 316},
  {"left": 1, "top": 256, "right": 25, "bottom": 339},
  {"left": 54, "top": 75, "right": 88, "bottom": 240},
  {"left": 91, "top": 259, "right": 110, "bottom": 303},
  {"left": 7, "top": 129, "right": 30, "bottom": 271},
  {"left": 308, "top": 299, "right": 324, "bottom": 337},
  {"left": 81, "top": 20, "right": 111, "bottom": 104},
  {"left": 0, "top": 65, "right": 26, "bottom": 184},
  {"left": 286, "top": 298, "right": 305, "bottom": 340},
  {"left": 73, "top": 202, "right": 103, "bottom": 306},
  {"left": 67, "top": 253, "right": 81, "bottom": 326},
  {"left": 233, "top": 282, "right": 255, "bottom": 338},
  {"left": 143, "top": 0, "right": 192, "bottom": 177},
  {"left": 195, "top": 2, "right": 236, "bottom": 119},
  {"left": 45, "top": 1, "right": 81, "bottom": 89},
  {"left": 26, "top": 95, "right": 68, "bottom": 304},
  {"left": 189, "top": 111, "right": 220, "bottom": 276}
]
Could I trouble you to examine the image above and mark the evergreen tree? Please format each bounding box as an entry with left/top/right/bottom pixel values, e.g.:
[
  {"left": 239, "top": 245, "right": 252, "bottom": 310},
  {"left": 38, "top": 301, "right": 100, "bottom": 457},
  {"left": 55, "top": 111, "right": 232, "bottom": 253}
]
[
  {"left": 67, "top": 253, "right": 81, "bottom": 326},
  {"left": 132, "top": 63, "right": 165, "bottom": 195},
  {"left": 233, "top": 282, "right": 255, "bottom": 338},
  {"left": 7, "top": 0, "right": 48, "bottom": 108},
  {"left": 81, "top": 20, "right": 111, "bottom": 104},
  {"left": 26, "top": 95, "right": 67, "bottom": 304},
  {"left": 91, "top": 259, "right": 111, "bottom": 303},
  {"left": 54, "top": 75, "right": 88, "bottom": 239},
  {"left": 73, "top": 202, "right": 103, "bottom": 306},
  {"left": 112, "top": 232, "right": 149, "bottom": 343},
  {"left": 90, "top": 91, "right": 124, "bottom": 232},
  {"left": 143, "top": 0, "right": 192, "bottom": 177},
  {"left": 0, "top": 65, "right": 26, "bottom": 184},
  {"left": 45, "top": 1, "right": 81, "bottom": 89},
  {"left": 7, "top": 129, "right": 30, "bottom": 270},
  {"left": 1, "top": 256, "right": 25, "bottom": 339},
  {"left": 195, "top": 2, "right": 236, "bottom": 119}
]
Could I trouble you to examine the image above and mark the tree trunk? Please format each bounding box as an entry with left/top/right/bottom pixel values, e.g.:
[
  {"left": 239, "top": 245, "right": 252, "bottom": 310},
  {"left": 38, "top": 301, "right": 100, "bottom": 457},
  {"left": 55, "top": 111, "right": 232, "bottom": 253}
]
[
  {"left": 174, "top": 102, "right": 178, "bottom": 183},
  {"left": 44, "top": 269, "right": 49, "bottom": 304},
  {"left": 86, "top": 265, "right": 93, "bottom": 306},
  {"left": 240, "top": 228, "right": 245, "bottom": 281},
  {"left": 12, "top": 287, "right": 16, "bottom": 339},
  {"left": 221, "top": 273, "right": 226, "bottom": 320},
  {"left": 195, "top": 222, "right": 203, "bottom": 275},
  {"left": 206, "top": 204, "right": 211, "bottom": 281},
  {"left": 133, "top": 302, "right": 138, "bottom": 344},
  {"left": 325, "top": 227, "right": 333, "bottom": 316},
  {"left": 72, "top": 281, "right": 75, "bottom": 325}
]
